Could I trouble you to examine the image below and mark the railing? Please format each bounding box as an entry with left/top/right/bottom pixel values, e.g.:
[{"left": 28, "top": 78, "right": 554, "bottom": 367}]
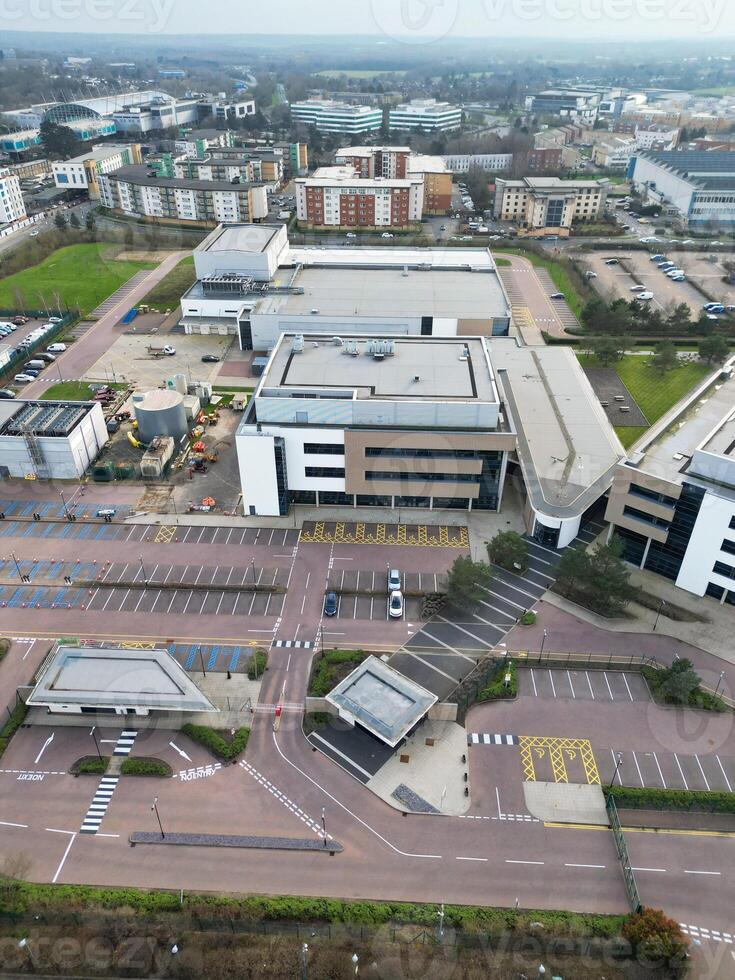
[
  {"left": 606, "top": 795, "right": 642, "bottom": 913},
  {"left": 512, "top": 650, "right": 660, "bottom": 670}
]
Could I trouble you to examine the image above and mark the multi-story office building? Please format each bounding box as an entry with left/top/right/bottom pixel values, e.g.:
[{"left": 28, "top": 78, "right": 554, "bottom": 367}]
[
  {"left": 441, "top": 153, "right": 513, "bottom": 173},
  {"left": 234, "top": 330, "right": 623, "bottom": 533},
  {"left": 197, "top": 98, "right": 255, "bottom": 122},
  {"left": 98, "top": 167, "right": 268, "bottom": 225},
  {"left": 494, "top": 177, "right": 608, "bottom": 236},
  {"left": 52, "top": 144, "right": 142, "bottom": 199},
  {"left": 295, "top": 165, "right": 424, "bottom": 229},
  {"left": 0, "top": 170, "right": 27, "bottom": 224},
  {"left": 388, "top": 99, "right": 462, "bottom": 132},
  {"left": 524, "top": 89, "right": 601, "bottom": 124},
  {"left": 605, "top": 359, "right": 735, "bottom": 606},
  {"left": 628, "top": 151, "right": 735, "bottom": 230},
  {"left": 290, "top": 100, "right": 382, "bottom": 134}
]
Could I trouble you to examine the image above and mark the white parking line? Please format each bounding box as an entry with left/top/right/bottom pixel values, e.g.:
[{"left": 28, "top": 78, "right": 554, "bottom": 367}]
[
  {"left": 162, "top": 566, "right": 173, "bottom": 584},
  {"left": 268, "top": 529, "right": 275, "bottom": 546},
  {"left": 118, "top": 588, "right": 131, "bottom": 609},
  {"left": 181, "top": 527, "right": 192, "bottom": 543},
  {"left": 530, "top": 668, "right": 538, "bottom": 697},
  {"left": 480, "top": 586, "right": 526, "bottom": 612},
  {"left": 225, "top": 528, "right": 233, "bottom": 545},
  {"left": 434, "top": 617, "right": 493, "bottom": 659},
  {"left": 506, "top": 859, "right": 544, "bottom": 866},
  {"left": 215, "top": 592, "right": 225, "bottom": 616},
  {"left": 232, "top": 593, "right": 240, "bottom": 616},
  {"left": 566, "top": 670, "right": 575, "bottom": 699},
  {"left": 652, "top": 752, "right": 667, "bottom": 789},
  {"left": 622, "top": 673, "right": 634, "bottom": 701},
  {"left": 196, "top": 527, "right": 206, "bottom": 544},
  {"left": 182, "top": 590, "right": 195, "bottom": 614},
  {"left": 456, "top": 856, "right": 488, "bottom": 862},
  {"left": 603, "top": 672, "right": 614, "bottom": 700},
  {"left": 585, "top": 671, "right": 595, "bottom": 699},
  {"left": 149, "top": 590, "right": 163, "bottom": 612},
  {"left": 548, "top": 669, "right": 556, "bottom": 698},
  {"left": 631, "top": 751, "right": 645, "bottom": 787},
  {"left": 124, "top": 527, "right": 135, "bottom": 542},
  {"left": 166, "top": 590, "right": 177, "bottom": 614},
  {"left": 133, "top": 589, "right": 147, "bottom": 613},
  {"left": 695, "top": 755, "right": 711, "bottom": 792},
  {"left": 685, "top": 870, "right": 721, "bottom": 876},
  {"left": 194, "top": 566, "right": 204, "bottom": 585},
  {"left": 673, "top": 753, "right": 689, "bottom": 790},
  {"left": 716, "top": 756, "right": 733, "bottom": 793},
  {"left": 565, "top": 863, "right": 606, "bottom": 869}
]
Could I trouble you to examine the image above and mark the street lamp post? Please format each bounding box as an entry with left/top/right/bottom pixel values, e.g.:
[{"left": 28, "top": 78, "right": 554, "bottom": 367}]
[
  {"left": 151, "top": 796, "right": 165, "bottom": 839},
  {"left": 11, "top": 551, "right": 24, "bottom": 582},
  {"left": 59, "top": 488, "right": 70, "bottom": 520},
  {"left": 437, "top": 902, "right": 445, "bottom": 939},
  {"left": 612, "top": 752, "right": 624, "bottom": 786},
  {"left": 321, "top": 807, "right": 327, "bottom": 848},
  {"left": 653, "top": 598, "right": 666, "bottom": 632},
  {"left": 540, "top": 628, "right": 548, "bottom": 659},
  {"left": 715, "top": 670, "right": 726, "bottom": 699},
  {"left": 251, "top": 557, "right": 256, "bottom": 584},
  {"left": 198, "top": 645, "right": 206, "bottom": 678},
  {"left": 351, "top": 953, "right": 359, "bottom": 976},
  {"left": 138, "top": 555, "right": 148, "bottom": 586},
  {"left": 90, "top": 725, "right": 102, "bottom": 761},
  {"left": 299, "top": 943, "right": 309, "bottom": 980}
]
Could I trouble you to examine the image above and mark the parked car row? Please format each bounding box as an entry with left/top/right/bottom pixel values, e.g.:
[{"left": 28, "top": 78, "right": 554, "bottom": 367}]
[
  {"left": 650, "top": 254, "right": 686, "bottom": 282},
  {"left": 12, "top": 342, "right": 65, "bottom": 384},
  {"left": 323, "top": 568, "right": 404, "bottom": 620}
]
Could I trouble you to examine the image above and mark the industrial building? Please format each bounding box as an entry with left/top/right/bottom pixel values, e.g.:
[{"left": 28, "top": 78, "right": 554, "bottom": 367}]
[
  {"left": 388, "top": 99, "right": 462, "bottom": 132},
  {"left": 290, "top": 100, "right": 382, "bottom": 134},
  {"left": 0, "top": 399, "right": 108, "bottom": 480},
  {"left": 180, "top": 223, "right": 512, "bottom": 345},
  {"left": 441, "top": 153, "right": 514, "bottom": 174},
  {"left": 628, "top": 151, "right": 735, "bottom": 230},
  {"left": 493, "top": 177, "right": 609, "bottom": 236},
  {"left": 605, "top": 359, "right": 735, "bottom": 605},
  {"left": 0, "top": 169, "right": 27, "bottom": 224},
  {"left": 235, "top": 331, "right": 624, "bottom": 538},
  {"left": 98, "top": 166, "right": 268, "bottom": 225},
  {"left": 524, "top": 89, "right": 601, "bottom": 124},
  {"left": 52, "top": 144, "right": 143, "bottom": 199}
]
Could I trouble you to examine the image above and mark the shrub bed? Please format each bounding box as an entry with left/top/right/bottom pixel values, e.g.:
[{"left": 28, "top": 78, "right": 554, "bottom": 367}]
[
  {"left": 0, "top": 638, "right": 9, "bottom": 662},
  {"left": 308, "top": 649, "right": 369, "bottom": 697},
  {"left": 0, "top": 702, "right": 28, "bottom": 760},
  {"left": 71, "top": 756, "right": 110, "bottom": 775},
  {"left": 477, "top": 661, "right": 518, "bottom": 701},
  {"left": 247, "top": 648, "right": 268, "bottom": 680},
  {"left": 642, "top": 665, "right": 728, "bottom": 713},
  {"left": 181, "top": 725, "right": 249, "bottom": 763},
  {"left": 606, "top": 784, "right": 735, "bottom": 813},
  {"left": 120, "top": 757, "right": 172, "bottom": 777}
]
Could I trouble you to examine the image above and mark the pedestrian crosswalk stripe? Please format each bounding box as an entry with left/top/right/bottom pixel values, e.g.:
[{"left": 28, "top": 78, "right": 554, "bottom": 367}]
[
  {"left": 272, "top": 640, "right": 312, "bottom": 649},
  {"left": 468, "top": 733, "right": 518, "bottom": 746}
]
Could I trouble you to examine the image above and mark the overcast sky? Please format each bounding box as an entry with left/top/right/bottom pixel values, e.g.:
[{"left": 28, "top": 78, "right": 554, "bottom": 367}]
[{"left": 2, "top": 0, "right": 733, "bottom": 38}]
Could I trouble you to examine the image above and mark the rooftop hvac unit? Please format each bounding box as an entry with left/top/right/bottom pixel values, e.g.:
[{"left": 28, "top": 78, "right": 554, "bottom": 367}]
[
  {"left": 292, "top": 334, "right": 304, "bottom": 353},
  {"left": 343, "top": 339, "right": 359, "bottom": 356},
  {"left": 373, "top": 352, "right": 385, "bottom": 361},
  {"left": 332, "top": 336, "right": 344, "bottom": 346}
]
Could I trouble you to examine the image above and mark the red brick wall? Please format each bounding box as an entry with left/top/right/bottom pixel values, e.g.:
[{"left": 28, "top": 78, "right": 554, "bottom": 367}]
[{"left": 339, "top": 192, "right": 375, "bottom": 226}]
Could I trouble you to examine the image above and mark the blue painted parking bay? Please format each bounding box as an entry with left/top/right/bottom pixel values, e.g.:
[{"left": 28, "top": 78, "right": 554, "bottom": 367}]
[{"left": 169, "top": 642, "right": 248, "bottom": 674}]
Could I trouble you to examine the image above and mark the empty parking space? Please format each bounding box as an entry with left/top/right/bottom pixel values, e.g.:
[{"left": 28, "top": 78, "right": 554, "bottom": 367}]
[
  {"left": 520, "top": 667, "right": 649, "bottom": 702},
  {"left": 599, "top": 747, "right": 735, "bottom": 792},
  {"left": 334, "top": 593, "right": 421, "bottom": 621}
]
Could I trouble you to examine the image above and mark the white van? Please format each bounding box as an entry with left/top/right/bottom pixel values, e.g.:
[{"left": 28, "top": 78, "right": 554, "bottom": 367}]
[{"left": 47, "top": 343, "right": 66, "bottom": 353}]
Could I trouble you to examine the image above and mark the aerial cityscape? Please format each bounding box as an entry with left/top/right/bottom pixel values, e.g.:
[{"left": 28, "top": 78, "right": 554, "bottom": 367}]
[{"left": 0, "top": 5, "right": 735, "bottom": 978}]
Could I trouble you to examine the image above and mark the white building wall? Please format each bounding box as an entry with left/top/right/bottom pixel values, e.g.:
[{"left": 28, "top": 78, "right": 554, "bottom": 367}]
[
  {"left": 236, "top": 430, "right": 281, "bottom": 515},
  {"left": 248, "top": 313, "right": 421, "bottom": 351},
  {"left": 631, "top": 156, "right": 695, "bottom": 214},
  {"left": 0, "top": 172, "right": 27, "bottom": 224},
  {"left": 260, "top": 424, "right": 345, "bottom": 493},
  {"left": 676, "top": 491, "right": 735, "bottom": 596},
  {"left": 249, "top": 185, "right": 269, "bottom": 220},
  {"left": 0, "top": 403, "right": 107, "bottom": 479}
]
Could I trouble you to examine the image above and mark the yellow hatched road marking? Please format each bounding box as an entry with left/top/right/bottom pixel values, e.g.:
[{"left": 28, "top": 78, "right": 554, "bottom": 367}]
[
  {"left": 154, "top": 525, "right": 176, "bottom": 544},
  {"left": 519, "top": 736, "right": 599, "bottom": 785},
  {"left": 120, "top": 641, "right": 157, "bottom": 650},
  {"left": 355, "top": 522, "right": 366, "bottom": 543},
  {"left": 298, "top": 522, "right": 469, "bottom": 548}
]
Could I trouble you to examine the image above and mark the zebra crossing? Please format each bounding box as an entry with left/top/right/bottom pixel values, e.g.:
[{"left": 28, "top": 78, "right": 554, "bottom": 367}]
[
  {"left": 468, "top": 733, "right": 518, "bottom": 746},
  {"left": 79, "top": 730, "right": 138, "bottom": 834},
  {"left": 272, "top": 639, "right": 312, "bottom": 649},
  {"left": 114, "top": 730, "right": 138, "bottom": 755},
  {"left": 80, "top": 776, "right": 119, "bottom": 834}
]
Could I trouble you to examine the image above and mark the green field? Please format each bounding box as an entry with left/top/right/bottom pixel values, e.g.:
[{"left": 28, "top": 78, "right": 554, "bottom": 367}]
[
  {"left": 141, "top": 255, "right": 195, "bottom": 310},
  {"left": 0, "top": 244, "right": 155, "bottom": 317},
  {"left": 40, "top": 381, "right": 125, "bottom": 401},
  {"left": 578, "top": 354, "right": 710, "bottom": 448}
]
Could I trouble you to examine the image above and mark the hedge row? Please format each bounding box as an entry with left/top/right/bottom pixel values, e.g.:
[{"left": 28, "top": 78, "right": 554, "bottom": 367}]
[
  {"left": 641, "top": 665, "right": 728, "bottom": 713},
  {"left": 477, "top": 661, "right": 518, "bottom": 701},
  {"left": 247, "top": 648, "right": 268, "bottom": 680},
  {"left": 181, "top": 724, "right": 249, "bottom": 762},
  {"left": 0, "top": 882, "right": 627, "bottom": 938},
  {"left": 606, "top": 784, "right": 735, "bottom": 813},
  {"left": 0, "top": 702, "right": 28, "bottom": 760},
  {"left": 308, "top": 649, "right": 368, "bottom": 697},
  {"left": 72, "top": 756, "right": 110, "bottom": 775},
  {"left": 120, "top": 757, "right": 172, "bottom": 777}
]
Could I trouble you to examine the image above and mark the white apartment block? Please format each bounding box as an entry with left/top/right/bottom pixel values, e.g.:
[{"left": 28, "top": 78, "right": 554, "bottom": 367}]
[
  {"left": 494, "top": 177, "right": 608, "bottom": 236},
  {"left": 198, "top": 98, "right": 255, "bottom": 121},
  {"left": 52, "top": 144, "right": 142, "bottom": 199},
  {"left": 441, "top": 153, "right": 514, "bottom": 173},
  {"left": 388, "top": 99, "right": 461, "bottom": 132},
  {"left": 0, "top": 170, "right": 26, "bottom": 224},
  {"left": 290, "top": 100, "right": 382, "bottom": 134}
]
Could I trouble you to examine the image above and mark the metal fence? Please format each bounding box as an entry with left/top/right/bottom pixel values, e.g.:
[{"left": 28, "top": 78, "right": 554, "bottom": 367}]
[
  {"left": 607, "top": 795, "right": 642, "bottom": 914},
  {"left": 0, "top": 310, "right": 78, "bottom": 386},
  {"left": 512, "top": 650, "right": 660, "bottom": 670}
]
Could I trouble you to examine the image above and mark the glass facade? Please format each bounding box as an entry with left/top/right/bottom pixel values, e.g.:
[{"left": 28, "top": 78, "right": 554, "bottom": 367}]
[
  {"left": 616, "top": 483, "right": 705, "bottom": 581},
  {"left": 319, "top": 491, "right": 354, "bottom": 506},
  {"left": 356, "top": 494, "right": 391, "bottom": 507},
  {"left": 273, "top": 437, "right": 290, "bottom": 517}
]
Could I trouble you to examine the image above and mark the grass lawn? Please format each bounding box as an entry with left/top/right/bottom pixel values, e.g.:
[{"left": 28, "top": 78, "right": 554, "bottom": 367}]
[
  {"left": 494, "top": 248, "right": 587, "bottom": 318},
  {"left": 0, "top": 243, "right": 155, "bottom": 317},
  {"left": 578, "top": 354, "right": 710, "bottom": 448},
  {"left": 494, "top": 256, "right": 511, "bottom": 267},
  {"left": 140, "top": 255, "right": 195, "bottom": 310},
  {"left": 40, "top": 381, "right": 125, "bottom": 401}
]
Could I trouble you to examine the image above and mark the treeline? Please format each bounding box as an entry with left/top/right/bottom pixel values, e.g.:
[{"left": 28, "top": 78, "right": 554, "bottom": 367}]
[{"left": 581, "top": 297, "right": 734, "bottom": 339}]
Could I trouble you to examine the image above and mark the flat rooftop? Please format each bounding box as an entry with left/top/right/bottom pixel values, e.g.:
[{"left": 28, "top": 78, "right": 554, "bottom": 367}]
[
  {"left": 61, "top": 144, "right": 134, "bottom": 164},
  {"left": 0, "top": 400, "right": 95, "bottom": 438},
  {"left": 197, "top": 223, "right": 280, "bottom": 253},
  {"left": 491, "top": 340, "right": 625, "bottom": 518},
  {"left": 265, "top": 335, "right": 496, "bottom": 403},
  {"left": 109, "top": 166, "right": 263, "bottom": 192},
  {"left": 326, "top": 656, "right": 437, "bottom": 747},
  {"left": 637, "top": 366, "right": 735, "bottom": 483},
  {"left": 28, "top": 646, "right": 215, "bottom": 713}
]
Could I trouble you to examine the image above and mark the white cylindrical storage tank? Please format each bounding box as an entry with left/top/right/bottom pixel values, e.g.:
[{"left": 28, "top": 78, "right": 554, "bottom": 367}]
[
  {"left": 173, "top": 373, "right": 188, "bottom": 395},
  {"left": 134, "top": 389, "right": 188, "bottom": 444}
]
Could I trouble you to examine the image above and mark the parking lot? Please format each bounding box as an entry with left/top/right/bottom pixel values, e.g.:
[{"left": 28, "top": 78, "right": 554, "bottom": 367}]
[
  {"left": 519, "top": 666, "right": 650, "bottom": 702},
  {"left": 599, "top": 745, "right": 735, "bottom": 794},
  {"left": 332, "top": 592, "right": 422, "bottom": 621}
]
